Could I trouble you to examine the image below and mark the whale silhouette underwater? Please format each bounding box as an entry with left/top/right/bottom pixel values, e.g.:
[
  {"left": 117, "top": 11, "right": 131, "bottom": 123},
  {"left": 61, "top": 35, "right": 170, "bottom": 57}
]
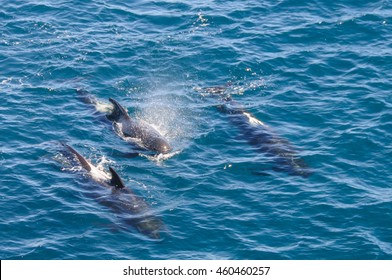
[
  {"left": 60, "top": 143, "right": 163, "bottom": 239},
  {"left": 199, "top": 86, "right": 312, "bottom": 178},
  {"left": 76, "top": 89, "right": 171, "bottom": 155}
]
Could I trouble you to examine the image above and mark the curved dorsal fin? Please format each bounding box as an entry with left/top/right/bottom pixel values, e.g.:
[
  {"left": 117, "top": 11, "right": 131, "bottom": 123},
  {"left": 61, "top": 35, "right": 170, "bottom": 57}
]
[
  {"left": 106, "top": 98, "right": 129, "bottom": 121},
  {"left": 62, "top": 143, "right": 92, "bottom": 171},
  {"left": 109, "top": 166, "right": 126, "bottom": 189}
]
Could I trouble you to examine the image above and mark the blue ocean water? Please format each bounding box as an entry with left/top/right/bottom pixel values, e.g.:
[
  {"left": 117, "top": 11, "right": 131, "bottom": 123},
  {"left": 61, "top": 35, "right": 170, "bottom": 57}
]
[{"left": 1, "top": 0, "right": 392, "bottom": 260}]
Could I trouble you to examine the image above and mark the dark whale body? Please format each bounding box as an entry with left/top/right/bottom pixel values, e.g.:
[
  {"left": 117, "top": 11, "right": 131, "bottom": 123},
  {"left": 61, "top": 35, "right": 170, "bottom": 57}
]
[
  {"left": 76, "top": 89, "right": 171, "bottom": 154},
  {"left": 61, "top": 143, "right": 163, "bottom": 239},
  {"left": 106, "top": 98, "right": 171, "bottom": 154},
  {"left": 202, "top": 87, "right": 311, "bottom": 177}
]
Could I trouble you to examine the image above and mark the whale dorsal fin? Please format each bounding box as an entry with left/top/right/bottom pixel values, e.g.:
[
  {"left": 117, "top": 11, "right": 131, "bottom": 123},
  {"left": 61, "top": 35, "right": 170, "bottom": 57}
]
[
  {"left": 109, "top": 166, "right": 126, "bottom": 189},
  {"left": 63, "top": 143, "right": 92, "bottom": 172},
  {"left": 107, "top": 98, "right": 129, "bottom": 121}
]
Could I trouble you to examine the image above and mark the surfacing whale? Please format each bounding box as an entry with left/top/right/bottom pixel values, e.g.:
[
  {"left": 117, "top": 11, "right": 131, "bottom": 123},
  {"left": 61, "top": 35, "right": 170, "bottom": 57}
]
[
  {"left": 61, "top": 143, "right": 163, "bottom": 239},
  {"left": 200, "top": 87, "right": 312, "bottom": 178},
  {"left": 107, "top": 98, "right": 171, "bottom": 154},
  {"left": 76, "top": 89, "right": 171, "bottom": 154}
]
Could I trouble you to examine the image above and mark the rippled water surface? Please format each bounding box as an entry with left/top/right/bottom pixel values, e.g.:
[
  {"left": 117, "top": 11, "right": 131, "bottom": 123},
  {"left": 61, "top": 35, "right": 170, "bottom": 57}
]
[{"left": 1, "top": 0, "right": 392, "bottom": 259}]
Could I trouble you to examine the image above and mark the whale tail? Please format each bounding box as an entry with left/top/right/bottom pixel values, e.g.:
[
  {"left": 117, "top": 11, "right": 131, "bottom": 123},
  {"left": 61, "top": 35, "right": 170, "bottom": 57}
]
[{"left": 107, "top": 98, "right": 129, "bottom": 122}]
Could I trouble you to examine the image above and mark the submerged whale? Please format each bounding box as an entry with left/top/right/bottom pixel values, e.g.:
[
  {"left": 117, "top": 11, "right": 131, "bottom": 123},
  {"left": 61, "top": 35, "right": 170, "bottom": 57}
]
[
  {"left": 61, "top": 143, "right": 163, "bottom": 239},
  {"left": 200, "top": 87, "right": 312, "bottom": 177},
  {"left": 76, "top": 89, "right": 171, "bottom": 154}
]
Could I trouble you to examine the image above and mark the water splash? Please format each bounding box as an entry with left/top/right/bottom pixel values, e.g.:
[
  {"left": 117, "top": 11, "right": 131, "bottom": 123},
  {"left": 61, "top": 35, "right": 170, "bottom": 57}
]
[
  {"left": 196, "top": 12, "right": 209, "bottom": 27},
  {"left": 94, "top": 100, "right": 113, "bottom": 114},
  {"left": 113, "top": 83, "right": 196, "bottom": 161},
  {"left": 137, "top": 87, "right": 196, "bottom": 146},
  {"left": 55, "top": 148, "right": 112, "bottom": 182},
  {"left": 1, "top": 77, "right": 13, "bottom": 85},
  {"left": 140, "top": 150, "right": 182, "bottom": 164},
  {"left": 95, "top": 155, "right": 115, "bottom": 173}
]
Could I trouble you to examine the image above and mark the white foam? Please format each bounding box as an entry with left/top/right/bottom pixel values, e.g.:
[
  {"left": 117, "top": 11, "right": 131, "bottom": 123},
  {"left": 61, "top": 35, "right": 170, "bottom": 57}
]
[
  {"left": 1, "top": 77, "right": 12, "bottom": 85},
  {"left": 141, "top": 150, "right": 181, "bottom": 163},
  {"left": 95, "top": 101, "right": 113, "bottom": 113},
  {"left": 89, "top": 164, "right": 111, "bottom": 183},
  {"left": 243, "top": 112, "right": 265, "bottom": 126},
  {"left": 57, "top": 150, "right": 111, "bottom": 183},
  {"left": 96, "top": 155, "right": 115, "bottom": 171}
]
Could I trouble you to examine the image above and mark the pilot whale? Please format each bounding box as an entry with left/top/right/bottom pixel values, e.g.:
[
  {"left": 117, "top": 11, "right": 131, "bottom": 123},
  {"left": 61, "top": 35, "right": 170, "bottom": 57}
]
[
  {"left": 76, "top": 89, "right": 171, "bottom": 154},
  {"left": 106, "top": 98, "right": 171, "bottom": 154},
  {"left": 200, "top": 87, "right": 312, "bottom": 177},
  {"left": 61, "top": 143, "right": 163, "bottom": 239}
]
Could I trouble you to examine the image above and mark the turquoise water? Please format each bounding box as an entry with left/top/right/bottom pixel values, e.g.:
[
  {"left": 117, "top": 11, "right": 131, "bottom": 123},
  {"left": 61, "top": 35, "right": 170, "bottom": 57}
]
[{"left": 1, "top": 0, "right": 392, "bottom": 259}]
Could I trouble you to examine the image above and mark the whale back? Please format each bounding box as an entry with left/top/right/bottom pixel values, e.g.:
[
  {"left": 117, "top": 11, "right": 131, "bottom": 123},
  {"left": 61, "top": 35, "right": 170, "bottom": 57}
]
[
  {"left": 198, "top": 87, "right": 312, "bottom": 178},
  {"left": 60, "top": 143, "right": 163, "bottom": 239}
]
